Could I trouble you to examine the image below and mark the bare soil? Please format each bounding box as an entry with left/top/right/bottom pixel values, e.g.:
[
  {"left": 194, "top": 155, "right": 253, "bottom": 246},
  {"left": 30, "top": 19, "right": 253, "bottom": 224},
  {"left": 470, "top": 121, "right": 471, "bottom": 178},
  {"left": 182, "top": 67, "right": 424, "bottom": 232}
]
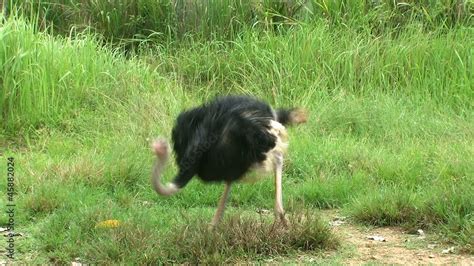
[{"left": 323, "top": 210, "right": 474, "bottom": 265}]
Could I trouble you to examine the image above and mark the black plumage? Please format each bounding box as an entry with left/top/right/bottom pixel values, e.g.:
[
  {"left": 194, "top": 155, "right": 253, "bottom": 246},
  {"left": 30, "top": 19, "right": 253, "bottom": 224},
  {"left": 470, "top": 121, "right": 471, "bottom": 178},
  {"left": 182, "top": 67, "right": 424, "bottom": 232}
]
[
  {"left": 171, "top": 96, "right": 278, "bottom": 187},
  {"left": 151, "top": 95, "right": 307, "bottom": 226}
]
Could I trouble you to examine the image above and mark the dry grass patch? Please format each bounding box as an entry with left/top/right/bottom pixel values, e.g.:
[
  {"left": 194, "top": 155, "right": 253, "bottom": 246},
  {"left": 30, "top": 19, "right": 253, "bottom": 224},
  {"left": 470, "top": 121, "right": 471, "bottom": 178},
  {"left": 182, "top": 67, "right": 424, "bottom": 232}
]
[{"left": 165, "top": 210, "right": 339, "bottom": 263}]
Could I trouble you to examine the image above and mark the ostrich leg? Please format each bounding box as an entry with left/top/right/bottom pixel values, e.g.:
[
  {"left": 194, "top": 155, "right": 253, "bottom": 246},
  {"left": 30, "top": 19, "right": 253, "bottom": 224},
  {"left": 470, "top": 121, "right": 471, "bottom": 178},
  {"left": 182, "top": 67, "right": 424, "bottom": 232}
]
[
  {"left": 210, "top": 181, "right": 232, "bottom": 227},
  {"left": 274, "top": 152, "right": 287, "bottom": 225}
]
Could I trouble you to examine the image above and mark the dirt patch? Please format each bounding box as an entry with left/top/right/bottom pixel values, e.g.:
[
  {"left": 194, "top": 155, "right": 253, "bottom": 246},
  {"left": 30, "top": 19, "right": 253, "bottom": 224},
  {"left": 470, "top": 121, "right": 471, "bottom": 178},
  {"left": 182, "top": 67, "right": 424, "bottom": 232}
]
[{"left": 323, "top": 210, "right": 473, "bottom": 265}]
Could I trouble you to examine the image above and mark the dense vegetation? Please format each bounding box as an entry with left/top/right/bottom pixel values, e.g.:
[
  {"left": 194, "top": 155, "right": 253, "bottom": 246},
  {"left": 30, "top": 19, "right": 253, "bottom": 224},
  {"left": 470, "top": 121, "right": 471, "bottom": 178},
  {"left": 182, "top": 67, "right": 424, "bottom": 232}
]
[
  {"left": 11, "top": 0, "right": 474, "bottom": 43},
  {"left": 1, "top": 0, "right": 473, "bottom": 263}
]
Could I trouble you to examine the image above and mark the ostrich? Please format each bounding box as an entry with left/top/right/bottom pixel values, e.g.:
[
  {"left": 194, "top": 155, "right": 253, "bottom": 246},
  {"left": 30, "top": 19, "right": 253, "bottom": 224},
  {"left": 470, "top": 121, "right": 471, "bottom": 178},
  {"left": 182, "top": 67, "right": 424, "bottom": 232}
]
[{"left": 151, "top": 95, "right": 307, "bottom": 227}]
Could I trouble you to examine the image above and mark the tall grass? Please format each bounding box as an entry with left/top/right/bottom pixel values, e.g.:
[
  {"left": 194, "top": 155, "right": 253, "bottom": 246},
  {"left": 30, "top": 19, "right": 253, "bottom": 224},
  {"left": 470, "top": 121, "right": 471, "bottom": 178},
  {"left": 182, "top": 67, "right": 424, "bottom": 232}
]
[
  {"left": 152, "top": 25, "right": 473, "bottom": 109},
  {"left": 0, "top": 12, "right": 182, "bottom": 135},
  {"left": 10, "top": 0, "right": 474, "bottom": 45},
  {"left": 0, "top": 3, "right": 473, "bottom": 263},
  {"left": 2, "top": 11, "right": 472, "bottom": 135}
]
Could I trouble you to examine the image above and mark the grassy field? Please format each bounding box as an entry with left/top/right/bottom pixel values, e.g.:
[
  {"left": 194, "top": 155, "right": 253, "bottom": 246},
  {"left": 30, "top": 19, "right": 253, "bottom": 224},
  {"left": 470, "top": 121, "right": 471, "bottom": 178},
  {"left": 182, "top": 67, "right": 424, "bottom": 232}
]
[{"left": 1, "top": 1, "right": 473, "bottom": 263}]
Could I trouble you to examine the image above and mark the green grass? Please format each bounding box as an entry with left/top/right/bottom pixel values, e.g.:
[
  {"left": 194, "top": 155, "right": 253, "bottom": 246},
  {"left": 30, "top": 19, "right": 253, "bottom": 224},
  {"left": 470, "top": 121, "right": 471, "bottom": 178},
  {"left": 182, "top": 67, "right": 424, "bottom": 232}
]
[
  {"left": 1, "top": 4, "right": 473, "bottom": 263},
  {"left": 11, "top": 0, "right": 474, "bottom": 45}
]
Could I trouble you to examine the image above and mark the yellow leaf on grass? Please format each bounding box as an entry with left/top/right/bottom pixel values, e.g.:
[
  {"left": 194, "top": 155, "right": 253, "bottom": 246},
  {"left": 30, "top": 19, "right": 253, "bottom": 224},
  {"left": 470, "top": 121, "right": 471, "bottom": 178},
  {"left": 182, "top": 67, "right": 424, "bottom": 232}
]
[{"left": 95, "top": 219, "right": 120, "bottom": 228}]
